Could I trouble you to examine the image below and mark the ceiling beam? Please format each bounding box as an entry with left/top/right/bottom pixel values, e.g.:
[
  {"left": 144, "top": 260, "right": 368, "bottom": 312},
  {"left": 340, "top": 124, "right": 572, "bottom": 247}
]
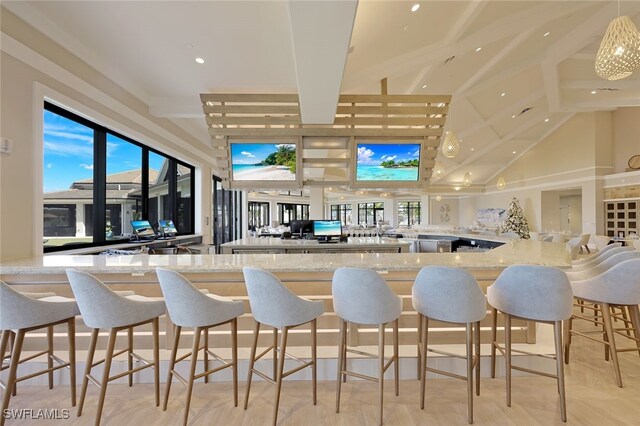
[
  {"left": 287, "top": 0, "right": 357, "bottom": 124},
  {"left": 561, "top": 80, "right": 640, "bottom": 90}
]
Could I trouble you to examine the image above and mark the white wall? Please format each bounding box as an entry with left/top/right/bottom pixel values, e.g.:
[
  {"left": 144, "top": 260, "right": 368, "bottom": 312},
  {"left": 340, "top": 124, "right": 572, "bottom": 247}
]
[{"left": 612, "top": 107, "right": 640, "bottom": 173}]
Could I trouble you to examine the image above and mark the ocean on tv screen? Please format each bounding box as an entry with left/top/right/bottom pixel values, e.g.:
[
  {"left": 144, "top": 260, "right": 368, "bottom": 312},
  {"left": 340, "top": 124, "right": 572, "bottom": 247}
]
[
  {"left": 231, "top": 143, "right": 296, "bottom": 181},
  {"left": 356, "top": 143, "right": 420, "bottom": 181}
]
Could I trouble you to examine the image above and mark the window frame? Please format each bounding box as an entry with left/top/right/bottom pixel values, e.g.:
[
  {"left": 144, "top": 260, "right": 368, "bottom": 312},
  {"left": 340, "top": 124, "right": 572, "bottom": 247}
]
[
  {"left": 330, "top": 204, "right": 352, "bottom": 226},
  {"left": 358, "top": 202, "right": 384, "bottom": 225},
  {"left": 43, "top": 102, "right": 195, "bottom": 253},
  {"left": 397, "top": 201, "right": 421, "bottom": 226}
]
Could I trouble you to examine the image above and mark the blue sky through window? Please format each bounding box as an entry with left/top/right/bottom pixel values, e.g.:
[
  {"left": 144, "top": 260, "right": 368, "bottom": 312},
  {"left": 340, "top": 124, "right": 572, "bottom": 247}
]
[{"left": 43, "top": 110, "right": 165, "bottom": 192}]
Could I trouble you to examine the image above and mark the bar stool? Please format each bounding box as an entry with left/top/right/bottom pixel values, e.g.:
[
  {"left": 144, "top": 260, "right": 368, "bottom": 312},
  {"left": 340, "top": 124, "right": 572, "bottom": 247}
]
[
  {"left": 242, "top": 267, "right": 324, "bottom": 426},
  {"left": 571, "top": 243, "right": 625, "bottom": 269},
  {"left": 156, "top": 268, "right": 244, "bottom": 425},
  {"left": 0, "top": 282, "right": 79, "bottom": 426},
  {"left": 579, "top": 233, "right": 591, "bottom": 254},
  {"left": 66, "top": 269, "right": 165, "bottom": 426},
  {"left": 488, "top": 265, "right": 573, "bottom": 422},
  {"left": 566, "top": 237, "right": 582, "bottom": 260},
  {"left": 412, "top": 266, "right": 486, "bottom": 424},
  {"left": 332, "top": 267, "right": 401, "bottom": 426},
  {"left": 565, "top": 259, "right": 640, "bottom": 387}
]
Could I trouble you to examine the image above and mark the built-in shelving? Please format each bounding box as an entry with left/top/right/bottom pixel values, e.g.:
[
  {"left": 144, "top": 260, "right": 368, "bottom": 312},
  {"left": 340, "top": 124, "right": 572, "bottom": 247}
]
[{"left": 605, "top": 199, "right": 638, "bottom": 237}]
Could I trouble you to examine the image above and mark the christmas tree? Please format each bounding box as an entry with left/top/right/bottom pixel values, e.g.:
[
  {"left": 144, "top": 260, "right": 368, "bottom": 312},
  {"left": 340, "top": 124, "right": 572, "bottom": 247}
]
[{"left": 501, "top": 197, "right": 530, "bottom": 239}]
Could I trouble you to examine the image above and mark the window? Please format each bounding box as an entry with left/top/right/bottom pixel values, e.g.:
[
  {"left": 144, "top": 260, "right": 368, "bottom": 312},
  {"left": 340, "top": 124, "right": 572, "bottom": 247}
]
[
  {"left": 358, "top": 202, "right": 384, "bottom": 225},
  {"left": 278, "top": 203, "right": 309, "bottom": 226},
  {"left": 43, "top": 102, "right": 195, "bottom": 252},
  {"left": 398, "top": 201, "right": 421, "bottom": 226},
  {"left": 248, "top": 202, "right": 270, "bottom": 230},
  {"left": 213, "top": 176, "right": 243, "bottom": 250},
  {"left": 330, "top": 204, "right": 352, "bottom": 226}
]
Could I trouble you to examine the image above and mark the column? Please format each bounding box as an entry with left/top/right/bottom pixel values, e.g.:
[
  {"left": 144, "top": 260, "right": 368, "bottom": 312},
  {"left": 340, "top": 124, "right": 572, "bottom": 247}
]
[{"left": 309, "top": 187, "right": 325, "bottom": 219}]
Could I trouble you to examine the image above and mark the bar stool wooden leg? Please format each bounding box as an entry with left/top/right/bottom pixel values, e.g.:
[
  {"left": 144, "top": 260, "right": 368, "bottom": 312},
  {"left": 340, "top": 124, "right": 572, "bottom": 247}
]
[
  {"left": 563, "top": 316, "right": 572, "bottom": 364},
  {"left": 127, "top": 327, "right": 134, "bottom": 387},
  {"left": 621, "top": 306, "right": 632, "bottom": 337},
  {"left": 183, "top": 327, "right": 201, "bottom": 426},
  {"left": 335, "top": 319, "right": 346, "bottom": 413},
  {"left": 378, "top": 323, "right": 385, "bottom": 426},
  {"left": 273, "top": 327, "right": 289, "bottom": 426},
  {"left": 47, "top": 325, "right": 54, "bottom": 390},
  {"left": 163, "top": 325, "right": 182, "bottom": 410},
  {"left": 244, "top": 321, "right": 260, "bottom": 410},
  {"left": 68, "top": 318, "right": 76, "bottom": 407},
  {"left": 9, "top": 333, "right": 16, "bottom": 397},
  {"left": 505, "top": 314, "right": 512, "bottom": 407},
  {"left": 231, "top": 318, "right": 239, "bottom": 407},
  {"left": 78, "top": 328, "right": 99, "bottom": 417},
  {"left": 475, "top": 320, "right": 481, "bottom": 397},
  {"left": 311, "top": 319, "right": 317, "bottom": 405},
  {"left": 490, "top": 307, "right": 497, "bottom": 378},
  {"left": 466, "top": 323, "right": 474, "bottom": 424},
  {"left": 602, "top": 303, "right": 623, "bottom": 387},
  {"left": 417, "top": 315, "right": 422, "bottom": 380},
  {"left": 554, "top": 321, "right": 567, "bottom": 422},
  {"left": 0, "top": 330, "right": 24, "bottom": 426},
  {"left": 628, "top": 305, "right": 640, "bottom": 358},
  {"left": 152, "top": 318, "right": 160, "bottom": 407},
  {"left": 0, "top": 330, "right": 10, "bottom": 370},
  {"left": 419, "top": 315, "right": 429, "bottom": 410},
  {"left": 272, "top": 328, "right": 278, "bottom": 381},
  {"left": 95, "top": 329, "right": 118, "bottom": 426},
  {"left": 203, "top": 328, "right": 209, "bottom": 384},
  {"left": 393, "top": 319, "right": 399, "bottom": 397},
  {"left": 342, "top": 322, "right": 347, "bottom": 384}
]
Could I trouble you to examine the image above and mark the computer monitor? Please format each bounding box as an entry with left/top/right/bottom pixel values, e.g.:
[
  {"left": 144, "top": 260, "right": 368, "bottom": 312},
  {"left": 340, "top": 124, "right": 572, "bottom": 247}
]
[
  {"left": 313, "top": 220, "right": 342, "bottom": 241},
  {"left": 158, "top": 219, "right": 178, "bottom": 237},
  {"left": 130, "top": 220, "right": 155, "bottom": 240},
  {"left": 290, "top": 220, "right": 313, "bottom": 238}
]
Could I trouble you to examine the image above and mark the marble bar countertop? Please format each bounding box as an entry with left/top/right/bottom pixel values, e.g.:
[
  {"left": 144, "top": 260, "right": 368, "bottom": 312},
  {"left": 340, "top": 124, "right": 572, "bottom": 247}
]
[
  {"left": 395, "top": 231, "right": 511, "bottom": 244},
  {"left": 0, "top": 240, "right": 570, "bottom": 276},
  {"left": 220, "top": 236, "right": 411, "bottom": 254}
]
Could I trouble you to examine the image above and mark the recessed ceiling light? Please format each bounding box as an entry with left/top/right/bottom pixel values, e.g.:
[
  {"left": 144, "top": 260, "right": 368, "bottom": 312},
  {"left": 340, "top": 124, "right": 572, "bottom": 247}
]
[
  {"left": 454, "top": 187, "right": 461, "bottom": 191},
  {"left": 512, "top": 151, "right": 517, "bottom": 154},
  {"left": 470, "top": 147, "right": 475, "bottom": 151},
  {"left": 411, "top": 4, "right": 420, "bottom": 12},
  {"left": 545, "top": 118, "right": 550, "bottom": 122},
  {"left": 403, "top": 25, "right": 409, "bottom": 31},
  {"left": 544, "top": 31, "right": 550, "bottom": 37},
  {"left": 475, "top": 47, "right": 482, "bottom": 52},
  {"left": 591, "top": 90, "right": 597, "bottom": 94},
  {"left": 501, "top": 92, "right": 506, "bottom": 97},
  {"left": 185, "top": 43, "right": 194, "bottom": 49},
  {"left": 195, "top": 57, "right": 205, "bottom": 64},
  {"left": 511, "top": 114, "right": 516, "bottom": 118},
  {"left": 422, "top": 84, "right": 427, "bottom": 88}
]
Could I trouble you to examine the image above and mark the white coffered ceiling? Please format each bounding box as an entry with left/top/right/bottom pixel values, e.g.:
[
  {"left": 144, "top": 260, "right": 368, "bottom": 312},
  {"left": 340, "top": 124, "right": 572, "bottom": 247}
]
[{"left": 4, "top": 0, "right": 640, "bottom": 192}]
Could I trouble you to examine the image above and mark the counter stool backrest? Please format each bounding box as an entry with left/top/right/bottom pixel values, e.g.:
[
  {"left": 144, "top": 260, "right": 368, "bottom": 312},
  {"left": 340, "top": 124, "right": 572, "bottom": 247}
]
[
  {"left": 566, "top": 237, "right": 581, "bottom": 260},
  {"left": 571, "top": 259, "right": 640, "bottom": 305},
  {"left": 332, "top": 267, "right": 402, "bottom": 325},
  {"left": 567, "top": 250, "right": 640, "bottom": 281},
  {"left": 66, "top": 269, "right": 164, "bottom": 329},
  {"left": 572, "top": 243, "right": 624, "bottom": 267},
  {"left": 487, "top": 265, "right": 573, "bottom": 322},
  {"left": 0, "top": 281, "right": 78, "bottom": 330},
  {"left": 412, "top": 266, "right": 486, "bottom": 324}
]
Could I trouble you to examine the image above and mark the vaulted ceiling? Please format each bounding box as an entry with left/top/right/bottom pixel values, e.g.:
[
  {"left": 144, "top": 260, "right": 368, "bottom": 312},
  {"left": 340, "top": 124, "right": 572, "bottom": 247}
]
[{"left": 5, "top": 0, "right": 640, "bottom": 193}]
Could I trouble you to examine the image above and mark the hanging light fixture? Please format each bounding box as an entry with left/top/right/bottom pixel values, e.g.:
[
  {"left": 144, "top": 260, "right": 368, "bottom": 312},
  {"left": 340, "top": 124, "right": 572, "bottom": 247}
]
[
  {"left": 433, "top": 162, "right": 444, "bottom": 179},
  {"left": 463, "top": 172, "right": 472, "bottom": 187},
  {"left": 442, "top": 131, "right": 460, "bottom": 158},
  {"left": 497, "top": 176, "right": 506, "bottom": 190},
  {"left": 595, "top": 2, "right": 640, "bottom": 81}
]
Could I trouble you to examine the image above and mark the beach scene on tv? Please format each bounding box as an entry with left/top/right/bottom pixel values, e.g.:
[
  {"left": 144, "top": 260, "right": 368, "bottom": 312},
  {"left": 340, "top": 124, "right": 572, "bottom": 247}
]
[
  {"left": 231, "top": 143, "right": 296, "bottom": 181},
  {"left": 356, "top": 143, "right": 420, "bottom": 181}
]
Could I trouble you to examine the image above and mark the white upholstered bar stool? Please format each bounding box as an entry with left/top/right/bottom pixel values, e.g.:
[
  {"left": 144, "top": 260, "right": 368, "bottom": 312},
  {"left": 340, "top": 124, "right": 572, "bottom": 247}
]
[
  {"left": 579, "top": 233, "right": 591, "bottom": 254},
  {"left": 242, "top": 267, "right": 324, "bottom": 426},
  {"left": 332, "top": 267, "right": 402, "bottom": 426},
  {"left": 66, "top": 269, "right": 165, "bottom": 426},
  {"left": 412, "top": 267, "right": 486, "bottom": 424},
  {"left": 156, "top": 268, "right": 244, "bottom": 425},
  {"left": 0, "top": 282, "right": 79, "bottom": 426},
  {"left": 488, "top": 266, "right": 573, "bottom": 422},
  {"left": 564, "top": 259, "right": 640, "bottom": 387},
  {"left": 571, "top": 242, "right": 624, "bottom": 268},
  {"left": 566, "top": 237, "right": 582, "bottom": 261},
  {"left": 593, "top": 235, "right": 613, "bottom": 252}
]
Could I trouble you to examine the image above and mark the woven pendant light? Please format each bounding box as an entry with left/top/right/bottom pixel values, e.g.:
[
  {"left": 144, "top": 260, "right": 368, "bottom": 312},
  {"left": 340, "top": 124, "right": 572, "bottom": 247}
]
[
  {"left": 463, "top": 172, "right": 472, "bottom": 187},
  {"left": 497, "top": 176, "right": 506, "bottom": 190},
  {"left": 595, "top": 15, "right": 640, "bottom": 80},
  {"left": 442, "top": 131, "right": 460, "bottom": 158}
]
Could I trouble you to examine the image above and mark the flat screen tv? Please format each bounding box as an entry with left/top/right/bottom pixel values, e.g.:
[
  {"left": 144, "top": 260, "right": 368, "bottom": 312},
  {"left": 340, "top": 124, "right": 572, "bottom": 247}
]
[
  {"left": 230, "top": 142, "right": 298, "bottom": 183},
  {"left": 158, "top": 219, "right": 178, "bottom": 237},
  {"left": 313, "top": 220, "right": 342, "bottom": 237},
  {"left": 355, "top": 143, "right": 421, "bottom": 182},
  {"left": 290, "top": 219, "right": 314, "bottom": 238},
  {"left": 130, "top": 220, "right": 155, "bottom": 239}
]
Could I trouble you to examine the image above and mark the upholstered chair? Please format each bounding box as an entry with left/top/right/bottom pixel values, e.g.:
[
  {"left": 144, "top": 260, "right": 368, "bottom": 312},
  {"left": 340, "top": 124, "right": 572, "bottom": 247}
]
[
  {"left": 488, "top": 266, "right": 573, "bottom": 422},
  {"left": 412, "top": 267, "right": 486, "bottom": 424},
  {"left": 566, "top": 237, "right": 582, "bottom": 261},
  {"left": 579, "top": 233, "right": 591, "bottom": 254},
  {"left": 593, "top": 235, "right": 612, "bottom": 252},
  {"left": 156, "top": 268, "right": 244, "bottom": 425},
  {"left": 0, "top": 282, "right": 79, "bottom": 426},
  {"left": 242, "top": 267, "right": 324, "bottom": 426},
  {"left": 66, "top": 269, "right": 165, "bottom": 426},
  {"left": 572, "top": 242, "right": 623, "bottom": 267},
  {"left": 565, "top": 259, "right": 640, "bottom": 387},
  {"left": 332, "top": 267, "right": 402, "bottom": 426}
]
